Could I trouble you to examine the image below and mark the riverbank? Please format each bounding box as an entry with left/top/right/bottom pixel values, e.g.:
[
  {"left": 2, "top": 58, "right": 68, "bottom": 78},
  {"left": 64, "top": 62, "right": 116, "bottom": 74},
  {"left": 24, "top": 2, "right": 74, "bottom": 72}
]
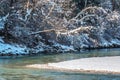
[
  {"left": 1, "top": 0, "right": 120, "bottom": 55},
  {"left": 26, "top": 56, "right": 120, "bottom": 74}
]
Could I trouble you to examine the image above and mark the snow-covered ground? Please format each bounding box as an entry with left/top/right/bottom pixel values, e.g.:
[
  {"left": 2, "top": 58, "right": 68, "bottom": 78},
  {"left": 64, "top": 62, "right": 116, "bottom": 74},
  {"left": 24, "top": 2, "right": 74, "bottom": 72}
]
[
  {"left": 0, "top": 38, "right": 28, "bottom": 55},
  {"left": 26, "top": 56, "right": 120, "bottom": 74}
]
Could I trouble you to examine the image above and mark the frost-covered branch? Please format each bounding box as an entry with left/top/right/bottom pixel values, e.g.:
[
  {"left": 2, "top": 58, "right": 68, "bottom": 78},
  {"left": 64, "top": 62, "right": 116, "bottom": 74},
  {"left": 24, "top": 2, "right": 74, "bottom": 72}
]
[
  {"left": 44, "top": 2, "right": 55, "bottom": 21},
  {"left": 61, "top": 26, "right": 93, "bottom": 35},
  {"left": 72, "top": 14, "right": 97, "bottom": 23},
  {"left": 24, "top": 8, "right": 32, "bottom": 21},
  {"left": 73, "top": 6, "right": 107, "bottom": 19},
  {"left": 29, "top": 29, "right": 67, "bottom": 35}
]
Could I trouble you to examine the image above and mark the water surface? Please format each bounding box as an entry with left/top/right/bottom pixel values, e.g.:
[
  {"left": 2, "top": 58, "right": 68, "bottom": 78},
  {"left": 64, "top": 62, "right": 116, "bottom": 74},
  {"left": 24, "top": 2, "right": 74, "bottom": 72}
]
[{"left": 0, "top": 48, "right": 120, "bottom": 80}]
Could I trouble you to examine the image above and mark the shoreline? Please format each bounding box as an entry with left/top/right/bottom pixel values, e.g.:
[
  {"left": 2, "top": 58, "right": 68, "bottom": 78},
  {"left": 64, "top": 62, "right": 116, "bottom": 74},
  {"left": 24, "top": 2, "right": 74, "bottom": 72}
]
[
  {"left": 1, "top": 47, "right": 120, "bottom": 56},
  {"left": 26, "top": 56, "right": 120, "bottom": 75}
]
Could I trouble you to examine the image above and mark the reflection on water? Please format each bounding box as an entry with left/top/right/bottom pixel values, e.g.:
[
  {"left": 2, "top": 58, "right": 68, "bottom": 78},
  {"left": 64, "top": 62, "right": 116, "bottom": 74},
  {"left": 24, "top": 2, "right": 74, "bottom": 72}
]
[{"left": 0, "top": 48, "right": 120, "bottom": 80}]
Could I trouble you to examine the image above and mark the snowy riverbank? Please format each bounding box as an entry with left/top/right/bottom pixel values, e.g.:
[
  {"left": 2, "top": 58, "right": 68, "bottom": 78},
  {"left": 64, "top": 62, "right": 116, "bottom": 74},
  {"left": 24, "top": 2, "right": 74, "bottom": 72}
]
[
  {"left": 0, "top": 38, "right": 29, "bottom": 55},
  {"left": 1, "top": 0, "right": 120, "bottom": 55},
  {"left": 26, "top": 56, "right": 120, "bottom": 74}
]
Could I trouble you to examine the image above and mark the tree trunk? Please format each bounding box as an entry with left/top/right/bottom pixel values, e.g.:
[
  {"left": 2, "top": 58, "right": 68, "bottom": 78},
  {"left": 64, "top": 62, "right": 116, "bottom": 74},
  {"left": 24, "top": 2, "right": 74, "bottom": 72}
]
[{"left": 111, "top": 0, "right": 115, "bottom": 10}]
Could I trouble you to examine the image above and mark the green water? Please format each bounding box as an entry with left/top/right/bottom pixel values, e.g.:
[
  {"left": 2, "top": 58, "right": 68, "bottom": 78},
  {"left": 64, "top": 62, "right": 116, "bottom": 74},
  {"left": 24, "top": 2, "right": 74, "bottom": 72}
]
[{"left": 0, "top": 48, "right": 120, "bottom": 80}]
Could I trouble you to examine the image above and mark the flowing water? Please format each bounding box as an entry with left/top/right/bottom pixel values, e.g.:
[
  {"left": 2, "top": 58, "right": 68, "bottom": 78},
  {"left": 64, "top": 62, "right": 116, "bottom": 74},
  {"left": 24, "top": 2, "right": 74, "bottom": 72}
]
[{"left": 0, "top": 48, "right": 120, "bottom": 80}]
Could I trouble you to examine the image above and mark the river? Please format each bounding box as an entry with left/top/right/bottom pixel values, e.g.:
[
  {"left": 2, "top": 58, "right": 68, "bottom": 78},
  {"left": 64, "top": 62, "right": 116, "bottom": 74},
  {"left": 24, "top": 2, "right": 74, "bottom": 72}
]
[{"left": 0, "top": 48, "right": 120, "bottom": 80}]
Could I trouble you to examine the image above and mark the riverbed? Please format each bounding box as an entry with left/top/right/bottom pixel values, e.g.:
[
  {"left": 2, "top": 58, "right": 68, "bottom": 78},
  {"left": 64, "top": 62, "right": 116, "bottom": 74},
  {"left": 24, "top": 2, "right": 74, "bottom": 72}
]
[{"left": 0, "top": 48, "right": 120, "bottom": 80}]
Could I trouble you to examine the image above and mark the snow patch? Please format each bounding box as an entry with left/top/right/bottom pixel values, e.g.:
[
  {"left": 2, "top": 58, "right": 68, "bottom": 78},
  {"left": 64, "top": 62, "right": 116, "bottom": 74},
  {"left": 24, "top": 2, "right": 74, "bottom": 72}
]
[
  {"left": 0, "top": 38, "right": 28, "bottom": 55},
  {"left": 111, "top": 39, "right": 120, "bottom": 45},
  {"left": 54, "top": 43, "right": 75, "bottom": 52},
  {"left": 100, "top": 38, "right": 120, "bottom": 47},
  {"left": 100, "top": 37, "right": 110, "bottom": 47}
]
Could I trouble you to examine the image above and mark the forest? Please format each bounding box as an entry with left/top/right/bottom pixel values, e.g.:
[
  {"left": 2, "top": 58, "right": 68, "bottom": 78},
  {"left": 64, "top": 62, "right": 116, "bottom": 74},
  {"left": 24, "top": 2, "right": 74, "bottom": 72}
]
[{"left": 0, "top": 0, "right": 120, "bottom": 55}]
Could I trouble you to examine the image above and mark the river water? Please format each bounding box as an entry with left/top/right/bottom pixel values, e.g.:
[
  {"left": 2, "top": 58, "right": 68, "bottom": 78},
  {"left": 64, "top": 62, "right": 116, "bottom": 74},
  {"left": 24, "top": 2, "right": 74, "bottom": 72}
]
[{"left": 0, "top": 48, "right": 120, "bottom": 80}]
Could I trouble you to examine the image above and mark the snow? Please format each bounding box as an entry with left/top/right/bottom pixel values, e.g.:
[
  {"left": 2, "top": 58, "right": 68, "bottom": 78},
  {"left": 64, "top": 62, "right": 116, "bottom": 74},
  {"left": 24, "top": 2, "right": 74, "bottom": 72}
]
[
  {"left": 100, "top": 37, "right": 110, "bottom": 47},
  {"left": 110, "top": 39, "right": 120, "bottom": 45},
  {"left": 0, "top": 38, "right": 28, "bottom": 55},
  {"left": 61, "top": 45, "right": 74, "bottom": 51},
  {"left": 54, "top": 43, "right": 75, "bottom": 52},
  {"left": 100, "top": 38, "right": 120, "bottom": 47},
  {"left": 27, "top": 56, "right": 120, "bottom": 74},
  {"left": 0, "top": 21, "right": 4, "bottom": 29}
]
